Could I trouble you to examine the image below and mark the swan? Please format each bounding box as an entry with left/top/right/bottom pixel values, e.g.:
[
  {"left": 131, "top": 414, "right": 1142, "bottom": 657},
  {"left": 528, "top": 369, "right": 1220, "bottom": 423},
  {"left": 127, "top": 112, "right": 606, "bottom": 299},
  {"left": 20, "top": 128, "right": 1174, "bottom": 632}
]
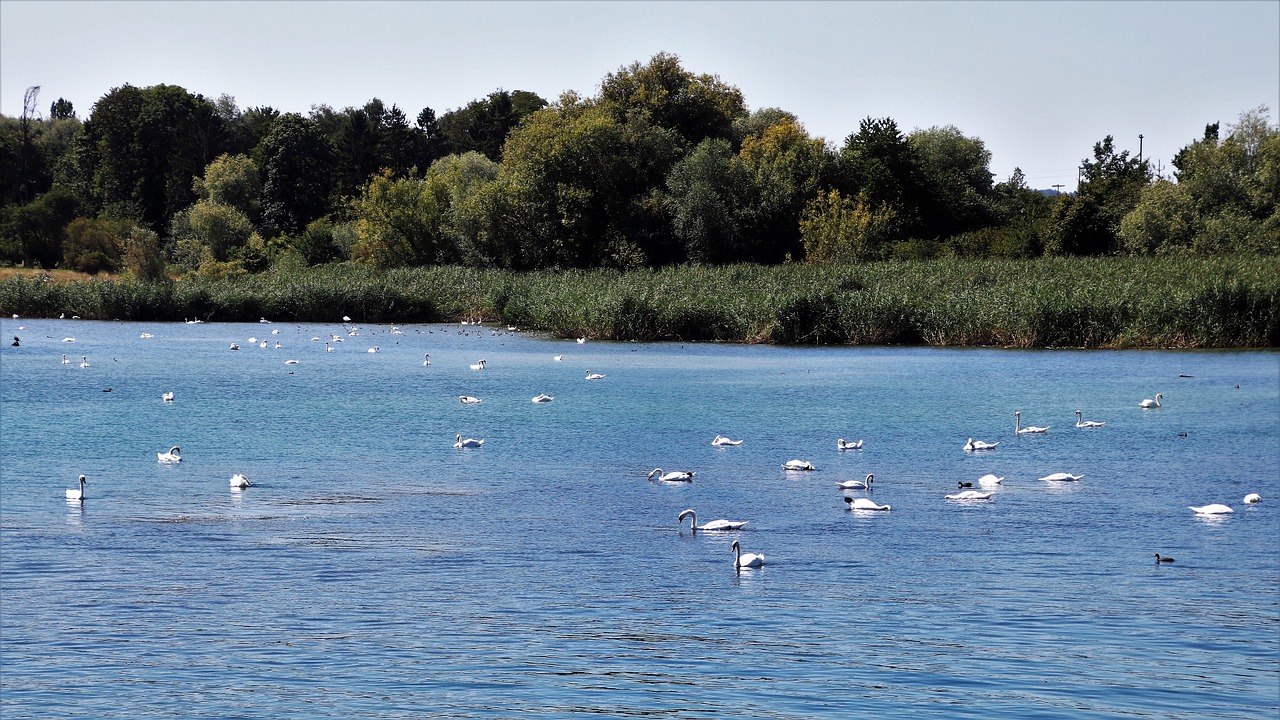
[
  {"left": 367, "top": 347, "right": 379, "bottom": 353},
  {"left": 553, "top": 355, "right": 563, "bottom": 361},
  {"left": 843, "top": 497, "right": 891, "bottom": 511},
  {"left": 248, "top": 337, "right": 258, "bottom": 344},
  {"left": 161, "top": 391, "right": 174, "bottom": 402},
  {"left": 964, "top": 438, "right": 998, "bottom": 451},
  {"left": 229, "top": 343, "right": 240, "bottom": 350},
  {"left": 711, "top": 435, "right": 743, "bottom": 446},
  {"left": 61, "top": 337, "right": 75, "bottom": 343},
  {"left": 470, "top": 359, "right": 486, "bottom": 370},
  {"left": 1155, "top": 553, "right": 1175, "bottom": 563},
  {"left": 1139, "top": 393, "right": 1163, "bottom": 409},
  {"left": 1074, "top": 410, "right": 1105, "bottom": 428},
  {"left": 1038, "top": 472, "right": 1083, "bottom": 482},
  {"left": 61, "top": 354, "right": 70, "bottom": 364},
  {"left": 977, "top": 474, "right": 1004, "bottom": 487},
  {"left": 837, "top": 438, "right": 863, "bottom": 450},
  {"left": 946, "top": 489, "right": 994, "bottom": 500},
  {"left": 271, "top": 329, "right": 280, "bottom": 335},
  {"left": 730, "top": 540, "right": 764, "bottom": 568},
  {"left": 140, "top": 333, "right": 153, "bottom": 339},
  {"left": 157, "top": 446, "right": 182, "bottom": 464},
  {"left": 259, "top": 340, "right": 268, "bottom": 348},
  {"left": 342, "top": 315, "right": 351, "bottom": 322},
  {"left": 284, "top": 359, "right": 299, "bottom": 365},
  {"left": 65, "top": 474, "right": 87, "bottom": 501},
  {"left": 782, "top": 460, "right": 816, "bottom": 471},
  {"left": 454, "top": 434, "right": 483, "bottom": 448},
  {"left": 459, "top": 395, "right": 481, "bottom": 404},
  {"left": 647, "top": 468, "right": 695, "bottom": 482},
  {"left": 423, "top": 353, "right": 431, "bottom": 366},
  {"left": 274, "top": 340, "right": 281, "bottom": 349},
  {"left": 531, "top": 394, "right": 554, "bottom": 403},
  {"left": 678, "top": 509, "right": 748, "bottom": 533},
  {"left": 584, "top": 370, "right": 605, "bottom": 380},
  {"left": 1189, "top": 503, "right": 1233, "bottom": 515},
  {"left": 1014, "top": 411, "right": 1049, "bottom": 434},
  {"left": 259, "top": 317, "right": 270, "bottom": 324},
  {"left": 79, "top": 355, "right": 89, "bottom": 368},
  {"left": 577, "top": 337, "right": 586, "bottom": 344},
  {"left": 230, "top": 473, "right": 251, "bottom": 488},
  {"left": 837, "top": 474, "right": 874, "bottom": 490},
  {"left": 325, "top": 342, "right": 334, "bottom": 352},
  {"left": 1243, "top": 493, "right": 1261, "bottom": 504}
]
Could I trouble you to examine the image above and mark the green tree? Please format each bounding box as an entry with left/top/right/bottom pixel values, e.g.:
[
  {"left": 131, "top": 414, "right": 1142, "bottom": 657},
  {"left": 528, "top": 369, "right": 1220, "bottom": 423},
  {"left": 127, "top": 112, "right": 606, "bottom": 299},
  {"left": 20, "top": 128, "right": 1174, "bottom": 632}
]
[
  {"left": 437, "top": 89, "right": 547, "bottom": 161},
  {"left": 423, "top": 151, "right": 501, "bottom": 265},
  {"left": 122, "top": 225, "right": 167, "bottom": 280},
  {"left": 908, "top": 125, "right": 994, "bottom": 237},
  {"left": 171, "top": 199, "right": 254, "bottom": 261},
  {"left": 193, "top": 153, "right": 261, "bottom": 221},
  {"left": 598, "top": 52, "right": 746, "bottom": 149},
  {"left": 0, "top": 185, "right": 80, "bottom": 266},
  {"left": 61, "top": 217, "right": 123, "bottom": 273},
  {"left": 837, "top": 117, "right": 928, "bottom": 238},
  {"left": 664, "top": 138, "right": 745, "bottom": 263},
  {"left": 1046, "top": 135, "right": 1150, "bottom": 255},
  {"left": 800, "top": 189, "right": 898, "bottom": 263},
  {"left": 732, "top": 117, "right": 828, "bottom": 262},
  {"left": 259, "top": 114, "right": 336, "bottom": 236},
  {"left": 49, "top": 98, "right": 74, "bottom": 120},
  {"left": 349, "top": 169, "right": 444, "bottom": 268}
]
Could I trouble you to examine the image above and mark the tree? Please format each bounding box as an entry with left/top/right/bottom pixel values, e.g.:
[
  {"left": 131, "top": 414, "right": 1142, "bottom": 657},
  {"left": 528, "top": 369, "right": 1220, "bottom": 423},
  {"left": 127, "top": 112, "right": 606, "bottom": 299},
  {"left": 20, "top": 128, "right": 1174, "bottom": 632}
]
[
  {"left": 0, "top": 185, "right": 80, "bottom": 267},
  {"left": 49, "top": 98, "right": 74, "bottom": 120},
  {"left": 259, "top": 114, "right": 336, "bottom": 236},
  {"left": 437, "top": 89, "right": 547, "bottom": 160},
  {"left": 908, "top": 125, "right": 995, "bottom": 237},
  {"left": 664, "top": 138, "right": 745, "bottom": 263},
  {"left": 837, "top": 117, "right": 929, "bottom": 238},
  {"left": 1046, "top": 135, "right": 1149, "bottom": 255},
  {"left": 800, "top": 189, "right": 898, "bottom": 263},
  {"left": 62, "top": 217, "right": 123, "bottom": 273},
  {"left": 598, "top": 52, "right": 746, "bottom": 149},
  {"left": 732, "top": 117, "right": 828, "bottom": 262},
  {"left": 122, "top": 225, "right": 167, "bottom": 280},
  {"left": 170, "top": 199, "right": 254, "bottom": 261},
  {"left": 1116, "top": 179, "right": 1199, "bottom": 254},
  {"left": 349, "top": 169, "right": 443, "bottom": 268},
  {"left": 423, "top": 151, "right": 500, "bottom": 265},
  {"left": 193, "top": 153, "right": 261, "bottom": 221}
]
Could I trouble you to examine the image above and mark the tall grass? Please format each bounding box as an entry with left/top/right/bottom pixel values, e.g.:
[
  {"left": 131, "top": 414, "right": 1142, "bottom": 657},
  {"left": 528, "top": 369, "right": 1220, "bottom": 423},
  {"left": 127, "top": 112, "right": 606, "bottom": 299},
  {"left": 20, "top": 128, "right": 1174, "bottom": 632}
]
[{"left": 1, "top": 256, "right": 1276, "bottom": 347}]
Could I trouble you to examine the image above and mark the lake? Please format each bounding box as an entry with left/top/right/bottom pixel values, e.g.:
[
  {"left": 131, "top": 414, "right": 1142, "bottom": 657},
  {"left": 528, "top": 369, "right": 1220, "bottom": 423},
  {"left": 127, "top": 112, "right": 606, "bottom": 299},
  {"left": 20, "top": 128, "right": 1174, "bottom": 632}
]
[{"left": 1, "top": 318, "right": 1277, "bottom": 718}]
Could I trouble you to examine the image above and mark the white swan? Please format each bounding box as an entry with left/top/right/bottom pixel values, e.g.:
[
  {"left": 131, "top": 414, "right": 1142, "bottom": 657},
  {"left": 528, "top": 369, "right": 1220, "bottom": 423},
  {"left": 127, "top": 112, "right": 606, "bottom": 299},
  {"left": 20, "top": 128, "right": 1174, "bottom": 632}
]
[
  {"left": 230, "top": 473, "right": 250, "bottom": 488},
  {"left": 711, "top": 435, "right": 743, "bottom": 446},
  {"left": 837, "top": 438, "right": 863, "bottom": 450},
  {"left": 249, "top": 337, "right": 259, "bottom": 344},
  {"left": 61, "top": 354, "right": 70, "bottom": 364},
  {"left": 139, "top": 332, "right": 153, "bottom": 339},
  {"left": 678, "top": 509, "right": 748, "bottom": 533},
  {"left": 977, "top": 474, "right": 1004, "bottom": 487},
  {"left": 1074, "top": 410, "right": 1105, "bottom": 428},
  {"left": 459, "top": 395, "right": 481, "bottom": 404},
  {"left": 258, "top": 340, "right": 268, "bottom": 348},
  {"left": 782, "top": 460, "right": 816, "bottom": 471},
  {"left": 229, "top": 343, "right": 240, "bottom": 350},
  {"left": 730, "top": 539, "right": 764, "bottom": 568},
  {"left": 284, "top": 359, "right": 299, "bottom": 365},
  {"left": 964, "top": 438, "right": 998, "bottom": 451},
  {"left": 577, "top": 337, "right": 586, "bottom": 344},
  {"left": 553, "top": 355, "right": 563, "bottom": 361},
  {"left": 531, "top": 394, "right": 554, "bottom": 403},
  {"left": 1014, "top": 411, "right": 1049, "bottom": 434},
  {"left": 367, "top": 347, "right": 379, "bottom": 353},
  {"left": 470, "top": 359, "right": 486, "bottom": 370},
  {"left": 274, "top": 340, "right": 281, "bottom": 349},
  {"left": 454, "top": 434, "right": 483, "bottom": 448},
  {"left": 843, "top": 497, "right": 891, "bottom": 511},
  {"left": 1038, "top": 472, "right": 1083, "bottom": 482},
  {"left": 584, "top": 370, "right": 605, "bottom": 380},
  {"left": 1189, "top": 503, "right": 1233, "bottom": 515},
  {"left": 157, "top": 446, "right": 182, "bottom": 464},
  {"left": 1139, "top": 393, "right": 1163, "bottom": 409},
  {"left": 66, "top": 474, "right": 87, "bottom": 501},
  {"left": 647, "top": 468, "right": 695, "bottom": 482},
  {"left": 62, "top": 337, "right": 75, "bottom": 343},
  {"left": 79, "top": 355, "right": 89, "bottom": 368},
  {"left": 1243, "top": 493, "right": 1261, "bottom": 504},
  {"left": 946, "top": 489, "right": 994, "bottom": 500},
  {"left": 423, "top": 353, "right": 431, "bottom": 366},
  {"left": 161, "top": 391, "right": 174, "bottom": 402},
  {"left": 325, "top": 342, "right": 334, "bottom": 352},
  {"left": 837, "top": 474, "right": 874, "bottom": 490}
]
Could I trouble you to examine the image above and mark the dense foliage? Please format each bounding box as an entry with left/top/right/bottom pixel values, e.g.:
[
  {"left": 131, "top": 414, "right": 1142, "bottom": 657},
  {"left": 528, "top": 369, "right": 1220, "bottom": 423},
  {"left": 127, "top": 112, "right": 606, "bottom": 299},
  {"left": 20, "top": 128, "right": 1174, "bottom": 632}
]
[{"left": 2, "top": 53, "right": 1275, "bottom": 275}]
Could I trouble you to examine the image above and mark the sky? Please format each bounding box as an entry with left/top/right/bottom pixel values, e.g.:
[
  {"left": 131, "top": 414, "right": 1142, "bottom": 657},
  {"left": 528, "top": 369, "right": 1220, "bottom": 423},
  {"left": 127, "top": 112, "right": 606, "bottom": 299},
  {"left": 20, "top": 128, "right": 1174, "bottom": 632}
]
[{"left": 2, "top": 1, "right": 1277, "bottom": 191}]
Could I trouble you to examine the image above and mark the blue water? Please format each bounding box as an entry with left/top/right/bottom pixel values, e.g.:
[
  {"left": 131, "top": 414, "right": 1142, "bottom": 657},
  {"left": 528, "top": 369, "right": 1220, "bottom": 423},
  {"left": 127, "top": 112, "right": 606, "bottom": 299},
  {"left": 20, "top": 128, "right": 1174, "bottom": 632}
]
[{"left": 2, "top": 318, "right": 1277, "bottom": 719}]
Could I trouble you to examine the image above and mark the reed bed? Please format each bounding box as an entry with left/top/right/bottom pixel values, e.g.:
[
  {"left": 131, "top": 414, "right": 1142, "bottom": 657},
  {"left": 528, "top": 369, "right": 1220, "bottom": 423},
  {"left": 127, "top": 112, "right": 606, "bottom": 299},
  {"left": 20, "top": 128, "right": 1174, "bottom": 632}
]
[{"left": 2, "top": 256, "right": 1276, "bottom": 348}]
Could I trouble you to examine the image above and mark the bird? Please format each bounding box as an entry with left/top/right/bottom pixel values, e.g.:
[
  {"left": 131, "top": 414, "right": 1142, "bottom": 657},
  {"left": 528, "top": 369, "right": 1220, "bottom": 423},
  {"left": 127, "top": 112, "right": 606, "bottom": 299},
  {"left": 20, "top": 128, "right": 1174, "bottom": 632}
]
[
  {"left": 843, "top": 497, "right": 891, "bottom": 511},
  {"left": 553, "top": 355, "right": 563, "bottom": 361},
  {"left": 837, "top": 438, "right": 863, "bottom": 450},
  {"left": 1139, "top": 393, "right": 1163, "bottom": 409},
  {"left": 259, "top": 317, "right": 270, "bottom": 324},
  {"left": 422, "top": 353, "right": 431, "bottom": 366},
  {"left": 342, "top": 315, "right": 351, "bottom": 322},
  {"left": 1154, "top": 553, "right": 1175, "bottom": 563},
  {"left": 161, "top": 391, "right": 174, "bottom": 402},
  {"left": 459, "top": 395, "right": 481, "bottom": 404},
  {"left": 977, "top": 474, "right": 1004, "bottom": 487},
  {"left": 1189, "top": 504, "right": 1233, "bottom": 515},
  {"left": 230, "top": 473, "right": 251, "bottom": 488},
  {"left": 325, "top": 342, "right": 334, "bottom": 352},
  {"left": 946, "top": 490, "right": 994, "bottom": 500},
  {"left": 367, "top": 347, "right": 378, "bottom": 353},
  {"left": 229, "top": 343, "right": 240, "bottom": 351},
  {"left": 678, "top": 509, "right": 748, "bottom": 533},
  {"left": 61, "top": 337, "right": 75, "bottom": 343},
  {"left": 65, "top": 474, "right": 87, "bottom": 501},
  {"left": 470, "top": 359, "right": 486, "bottom": 370},
  {"left": 531, "top": 394, "right": 554, "bottom": 403},
  {"left": 157, "top": 446, "right": 182, "bottom": 464},
  {"left": 711, "top": 435, "right": 743, "bottom": 446},
  {"left": 964, "top": 438, "right": 998, "bottom": 451},
  {"left": 248, "top": 337, "right": 259, "bottom": 344},
  {"left": 1014, "top": 411, "right": 1049, "bottom": 434},
  {"left": 1074, "top": 410, "right": 1105, "bottom": 428},
  {"left": 1038, "top": 472, "right": 1083, "bottom": 482},
  {"left": 139, "top": 332, "right": 153, "bottom": 339},
  {"left": 284, "top": 359, "right": 299, "bottom": 365},
  {"left": 576, "top": 337, "right": 586, "bottom": 344},
  {"left": 730, "top": 540, "right": 764, "bottom": 568},
  {"left": 61, "top": 354, "right": 70, "bottom": 364},
  {"left": 10, "top": 336, "right": 18, "bottom": 347},
  {"left": 584, "top": 370, "right": 605, "bottom": 380},
  {"left": 79, "top": 355, "right": 90, "bottom": 368},
  {"left": 274, "top": 340, "right": 281, "bottom": 349},
  {"left": 647, "top": 468, "right": 695, "bottom": 482},
  {"left": 259, "top": 340, "right": 268, "bottom": 348},
  {"left": 957, "top": 480, "right": 974, "bottom": 488},
  {"left": 781, "top": 460, "right": 816, "bottom": 471},
  {"left": 454, "top": 434, "right": 483, "bottom": 448},
  {"left": 837, "top": 474, "right": 874, "bottom": 490},
  {"left": 1243, "top": 493, "right": 1261, "bottom": 504}
]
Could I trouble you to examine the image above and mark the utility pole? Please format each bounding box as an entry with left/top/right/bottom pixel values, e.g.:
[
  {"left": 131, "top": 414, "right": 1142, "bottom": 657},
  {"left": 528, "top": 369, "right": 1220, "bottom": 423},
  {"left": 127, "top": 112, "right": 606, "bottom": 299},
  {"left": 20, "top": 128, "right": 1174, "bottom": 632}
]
[
  {"left": 1051, "top": 184, "right": 1064, "bottom": 196},
  {"left": 1138, "top": 134, "right": 1144, "bottom": 164}
]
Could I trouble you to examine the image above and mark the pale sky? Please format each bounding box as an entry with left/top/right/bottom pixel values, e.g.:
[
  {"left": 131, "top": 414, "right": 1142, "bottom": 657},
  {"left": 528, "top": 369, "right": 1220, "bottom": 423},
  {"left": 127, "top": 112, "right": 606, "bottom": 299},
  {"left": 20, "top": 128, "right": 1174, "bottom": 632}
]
[{"left": 2, "top": 1, "right": 1277, "bottom": 191}]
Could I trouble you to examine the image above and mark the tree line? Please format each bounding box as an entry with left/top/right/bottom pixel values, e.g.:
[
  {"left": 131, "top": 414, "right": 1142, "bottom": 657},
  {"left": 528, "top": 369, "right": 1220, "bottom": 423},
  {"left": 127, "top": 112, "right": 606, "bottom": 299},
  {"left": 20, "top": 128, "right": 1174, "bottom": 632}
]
[{"left": 0, "top": 52, "right": 1275, "bottom": 278}]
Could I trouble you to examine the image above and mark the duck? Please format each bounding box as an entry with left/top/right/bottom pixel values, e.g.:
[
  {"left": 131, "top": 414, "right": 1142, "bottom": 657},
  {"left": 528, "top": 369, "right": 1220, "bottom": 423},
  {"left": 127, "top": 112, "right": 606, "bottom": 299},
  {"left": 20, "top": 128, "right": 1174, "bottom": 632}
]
[
  {"left": 964, "top": 438, "right": 998, "bottom": 451},
  {"left": 470, "top": 359, "right": 487, "bottom": 370},
  {"left": 1189, "top": 503, "right": 1233, "bottom": 515},
  {"left": 11, "top": 336, "right": 19, "bottom": 347},
  {"left": 1074, "top": 410, "right": 1105, "bottom": 428},
  {"left": 977, "top": 474, "right": 1004, "bottom": 487},
  {"left": 836, "top": 474, "right": 874, "bottom": 490},
  {"left": 1154, "top": 553, "right": 1175, "bottom": 563},
  {"left": 843, "top": 497, "right": 891, "bottom": 511},
  {"left": 945, "top": 489, "right": 994, "bottom": 500},
  {"left": 1139, "top": 393, "right": 1163, "bottom": 409},
  {"left": 956, "top": 480, "right": 974, "bottom": 488},
  {"left": 647, "top": 468, "right": 695, "bottom": 482},
  {"left": 157, "top": 446, "right": 182, "bottom": 464},
  {"left": 422, "top": 353, "right": 431, "bottom": 366},
  {"left": 837, "top": 438, "right": 863, "bottom": 450},
  {"left": 230, "top": 473, "right": 251, "bottom": 488},
  {"left": 531, "top": 394, "right": 554, "bottom": 403},
  {"left": 782, "top": 460, "right": 816, "bottom": 471},
  {"left": 454, "top": 434, "right": 483, "bottom": 448},
  {"left": 1038, "top": 472, "right": 1083, "bottom": 482},
  {"left": 61, "top": 354, "right": 70, "bottom": 364},
  {"left": 459, "top": 395, "right": 481, "bottom": 404},
  {"left": 1243, "top": 493, "right": 1261, "bottom": 504},
  {"left": 1014, "top": 411, "right": 1049, "bottom": 435},
  {"left": 161, "top": 391, "right": 174, "bottom": 402},
  {"left": 79, "top": 355, "right": 90, "bottom": 368},
  {"left": 711, "top": 435, "right": 743, "bottom": 446},
  {"left": 730, "top": 540, "right": 764, "bottom": 568},
  {"left": 678, "top": 509, "right": 748, "bottom": 533},
  {"left": 65, "top": 474, "right": 87, "bottom": 501},
  {"left": 584, "top": 370, "right": 605, "bottom": 380}
]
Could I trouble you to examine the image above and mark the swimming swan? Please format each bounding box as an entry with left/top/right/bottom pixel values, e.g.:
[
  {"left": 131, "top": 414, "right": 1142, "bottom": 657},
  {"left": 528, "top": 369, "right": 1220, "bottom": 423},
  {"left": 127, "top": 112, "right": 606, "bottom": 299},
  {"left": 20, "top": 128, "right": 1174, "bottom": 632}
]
[
  {"left": 157, "top": 446, "right": 182, "bottom": 464},
  {"left": 1243, "top": 493, "right": 1261, "bottom": 504},
  {"left": 61, "top": 354, "right": 70, "bottom": 364},
  {"left": 66, "top": 474, "right": 87, "bottom": 501},
  {"left": 531, "top": 394, "right": 554, "bottom": 403},
  {"left": 647, "top": 468, "right": 695, "bottom": 482},
  {"left": 678, "top": 509, "right": 748, "bottom": 533},
  {"left": 837, "top": 438, "right": 863, "bottom": 450},
  {"left": 1074, "top": 410, "right": 1105, "bottom": 428},
  {"left": 1014, "top": 411, "right": 1049, "bottom": 434},
  {"left": 843, "top": 497, "right": 891, "bottom": 511},
  {"left": 79, "top": 356, "right": 90, "bottom": 368},
  {"left": 946, "top": 489, "right": 994, "bottom": 500},
  {"left": 423, "top": 353, "right": 431, "bottom": 366},
  {"left": 459, "top": 396, "right": 481, "bottom": 404},
  {"left": 161, "top": 391, "right": 174, "bottom": 402},
  {"left": 454, "top": 434, "right": 483, "bottom": 448},
  {"left": 782, "top": 460, "right": 816, "bottom": 471},
  {"left": 1139, "top": 393, "right": 1163, "bottom": 409},
  {"left": 469, "top": 359, "right": 487, "bottom": 370},
  {"left": 964, "top": 438, "right": 999, "bottom": 451},
  {"left": 977, "top": 474, "right": 1004, "bottom": 487},
  {"left": 837, "top": 474, "right": 874, "bottom": 490},
  {"left": 230, "top": 473, "right": 250, "bottom": 488},
  {"left": 731, "top": 539, "right": 764, "bottom": 568},
  {"left": 711, "top": 435, "right": 743, "bottom": 446},
  {"left": 584, "top": 370, "right": 605, "bottom": 380},
  {"left": 1189, "top": 503, "right": 1233, "bottom": 515},
  {"left": 1038, "top": 472, "right": 1083, "bottom": 482}
]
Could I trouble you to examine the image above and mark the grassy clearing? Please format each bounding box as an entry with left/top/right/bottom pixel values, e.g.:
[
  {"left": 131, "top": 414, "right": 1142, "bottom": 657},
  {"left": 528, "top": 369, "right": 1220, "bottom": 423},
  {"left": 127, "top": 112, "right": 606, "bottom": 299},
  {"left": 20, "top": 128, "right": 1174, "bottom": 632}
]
[{"left": 1, "top": 256, "right": 1276, "bottom": 348}]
